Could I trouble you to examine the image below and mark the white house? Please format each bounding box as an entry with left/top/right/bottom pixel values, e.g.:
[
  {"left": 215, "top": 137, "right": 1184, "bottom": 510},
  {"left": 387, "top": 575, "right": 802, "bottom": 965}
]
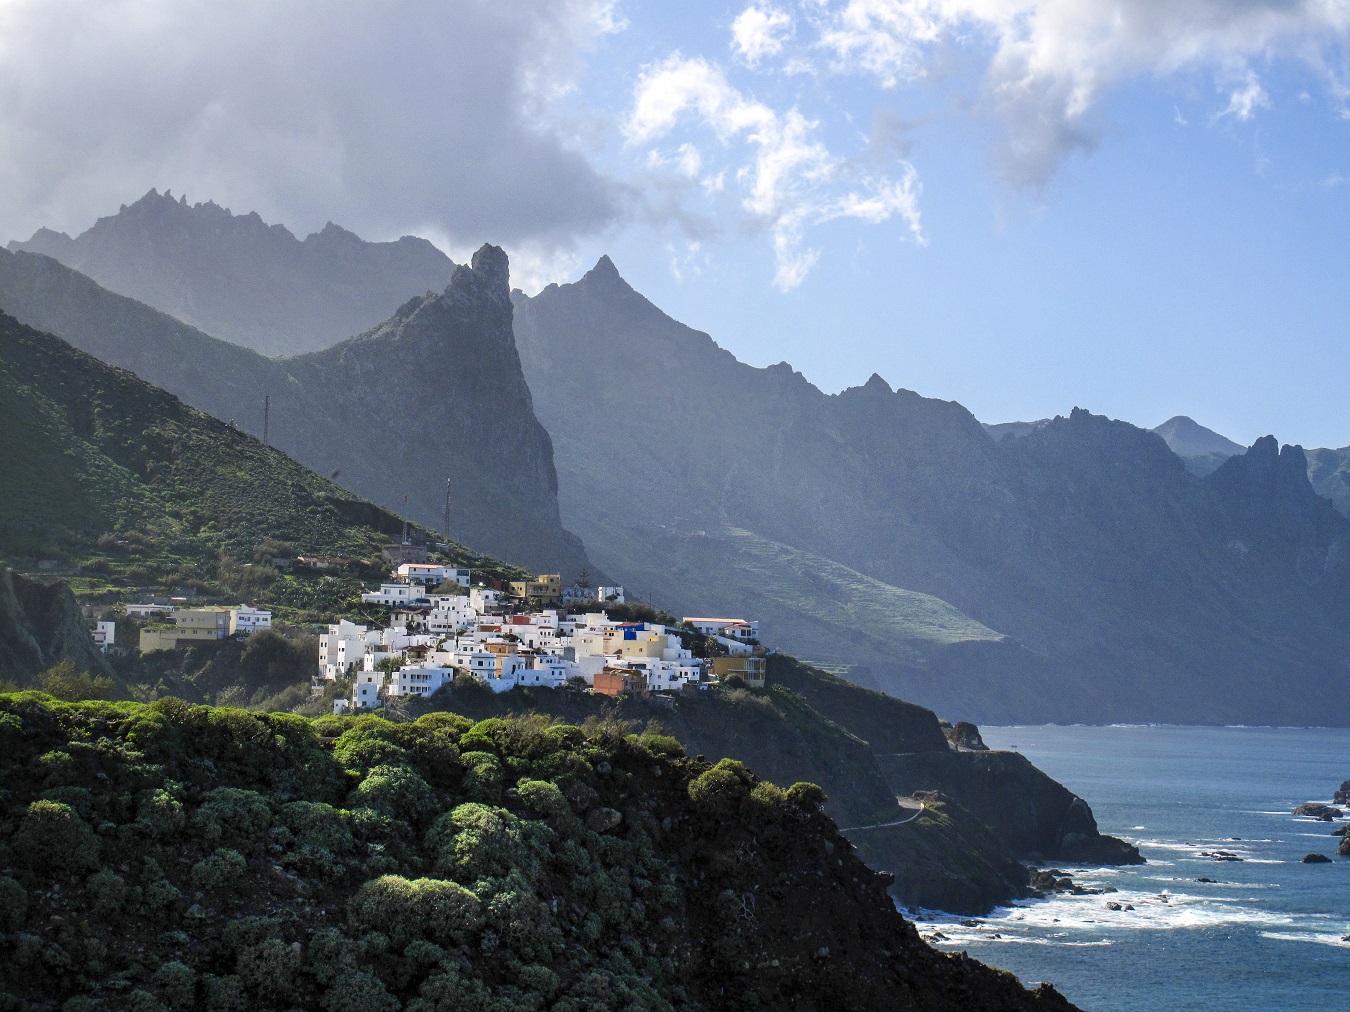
[
  {"left": 396, "top": 564, "right": 470, "bottom": 586},
  {"left": 319, "top": 621, "right": 369, "bottom": 681},
  {"left": 91, "top": 621, "right": 116, "bottom": 653},
  {"left": 353, "top": 670, "right": 382, "bottom": 710},
  {"left": 229, "top": 606, "right": 272, "bottom": 636},
  {"left": 469, "top": 587, "right": 502, "bottom": 613},
  {"left": 361, "top": 584, "right": 430, "bottom": 607},
  {"left": 387, "top": 665, "right": 456, "bottom": 698},
  {"left": 597, "top": 585, "right": 625, "bottom": 603},
  {"left": 683, "top": 617, "right": 759, "bottom": 643},
  {"left": 125, "top": 603, "right": 172, "bottom": 619}
]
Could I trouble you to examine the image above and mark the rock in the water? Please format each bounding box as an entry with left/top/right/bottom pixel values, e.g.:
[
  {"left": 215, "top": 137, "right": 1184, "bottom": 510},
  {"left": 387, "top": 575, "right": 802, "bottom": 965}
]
[
  {"left": 1292, "top": 803, "right": 1341, "bottom": 820},
  {"left": 1339, "top": 835, "right": 1350, "bottom": 858},
  {"left": 1302, "top": 853, "right": 1332, "bottom": 864},
  {"left": 1334, "top": 780, "right": 1350, "bottom": 805}
]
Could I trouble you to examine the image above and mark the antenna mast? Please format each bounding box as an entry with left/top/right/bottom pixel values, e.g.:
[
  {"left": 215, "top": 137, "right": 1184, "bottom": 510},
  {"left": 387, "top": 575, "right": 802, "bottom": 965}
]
[
  {"left": 263, "top": 394, "right": 270, "bottom": 445},
  {"left": 443, "top": 478, "right": 452, "bottom": 550}
]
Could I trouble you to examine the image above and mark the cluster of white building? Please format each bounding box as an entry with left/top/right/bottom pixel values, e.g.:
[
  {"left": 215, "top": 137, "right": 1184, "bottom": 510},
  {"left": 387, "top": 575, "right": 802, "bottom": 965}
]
[{"left": 324, "top": 571, "right": 763, "bottom": 713}]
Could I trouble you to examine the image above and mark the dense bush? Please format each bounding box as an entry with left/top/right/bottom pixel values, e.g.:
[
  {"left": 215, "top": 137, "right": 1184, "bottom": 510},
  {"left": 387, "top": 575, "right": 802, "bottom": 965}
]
[{"left": 0, "top": 693, "right": 1059, "bottom": 1012}]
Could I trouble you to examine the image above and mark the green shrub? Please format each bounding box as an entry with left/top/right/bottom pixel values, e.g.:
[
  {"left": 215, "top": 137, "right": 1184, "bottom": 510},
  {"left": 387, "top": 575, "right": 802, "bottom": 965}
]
[
  {"left": 515, "top": 778, "right": 571, "bottom": 822},
  {"left": 14, "top": 800, "right": 100, "bottom": 874},
  {"left": 196, "top": 787, "right": 272, "bottom": 842},
  {"left": 86, "top": 869, "right": 127, "bottom": 917},
  {"left": 425, "top": 803, "right": 542, "bottom": 883},
  {"left": 320, "top": 971, "right": 399, "bottom": 1012},
  {"left": 347, "top": 875, "right": 482, "bottom": 948},
  {"left": 278, "top": 801, "right": 357, "bottom": 876},
  {"left": 349, "top": 764, "right": 439, "bottom": 822},
  {"left": 687, "top": 759, "right": 755, "bottom": 819},
  {"left": 190, "top": 848, "right": 247, "bottom": 892},
  {"left": 459, "top": 751, "right": 502, "bottom": 803},
  {"left": 136, "top": 788, "right": 186, "bottom": 838},
  {"left": 405, "top": 965, "right": 496, "bottom": 1012},
  {"left": 786, "top": 781, "right": 827, "bottom": 811},
  {"left": 0, "top": 877, "right": 27, "bottom": 931},
  {"left": 151, "top": 961, "right": 196, "bottom": 1010}
]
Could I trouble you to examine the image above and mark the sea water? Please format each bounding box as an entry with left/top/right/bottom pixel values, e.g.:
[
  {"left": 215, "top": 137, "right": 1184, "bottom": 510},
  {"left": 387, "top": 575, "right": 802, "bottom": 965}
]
[{"left": 910, "top": 725, "right": 1350, "bottom": 1011}]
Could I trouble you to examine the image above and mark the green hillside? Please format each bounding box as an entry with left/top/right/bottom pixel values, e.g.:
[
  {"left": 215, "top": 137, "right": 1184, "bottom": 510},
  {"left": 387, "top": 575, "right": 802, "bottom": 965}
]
[
  {"left": 0, "top": 693, "right": 1077, "bottom": 1011},
  {"left": 0, "top": 312, "right": 520, "bottom": 594}
]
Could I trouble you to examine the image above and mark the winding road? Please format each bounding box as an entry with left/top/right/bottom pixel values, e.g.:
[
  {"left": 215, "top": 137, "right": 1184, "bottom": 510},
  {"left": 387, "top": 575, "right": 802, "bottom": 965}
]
[{"left": 838, "top": 797, "right": 925, "bottom": 833}]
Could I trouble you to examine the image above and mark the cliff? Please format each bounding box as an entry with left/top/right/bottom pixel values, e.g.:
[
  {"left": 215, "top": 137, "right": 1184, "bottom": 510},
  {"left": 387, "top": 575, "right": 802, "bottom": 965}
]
[
  {"left": 0, "top": 569, "right": 107, "bottom": 684},
  {"left": 9, "top": 189, "right": 454, "bottom": 355},
  {"left": 0, "top": 246, "right": 590, "bottom": 577}
]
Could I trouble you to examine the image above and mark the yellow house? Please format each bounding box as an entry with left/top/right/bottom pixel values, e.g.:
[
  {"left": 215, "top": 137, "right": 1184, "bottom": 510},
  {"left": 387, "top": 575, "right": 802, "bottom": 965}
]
[
  {"left": 138, "top": 607, "right": 231, "bottom": 652},
  {"left": 710, "top": 656, "right": 766, "bottom": 688},
  {"left": 508, "top": 574, "right": 562, "bottom": 604}
]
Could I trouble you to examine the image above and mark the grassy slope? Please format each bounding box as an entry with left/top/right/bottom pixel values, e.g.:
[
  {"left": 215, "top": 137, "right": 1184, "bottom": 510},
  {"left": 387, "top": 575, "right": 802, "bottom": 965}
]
[
  {"left": 0, "top": 313, "right": 521, "bottom": 584},
  {"left": 0, "top": 694, "right": 1077, "bottom": 1011}
]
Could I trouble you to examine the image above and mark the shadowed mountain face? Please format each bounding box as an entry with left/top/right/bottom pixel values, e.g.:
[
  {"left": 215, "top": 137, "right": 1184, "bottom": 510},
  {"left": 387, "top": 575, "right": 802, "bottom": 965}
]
[
  {"left": 513, "top": 258, "right": 1350, "bottom": 725},
  {"left": 0, "top": 245, "right": 589, "bottom": 576},
  {"left": 8, "top": 189, "right": 454, "bottom": 355}
]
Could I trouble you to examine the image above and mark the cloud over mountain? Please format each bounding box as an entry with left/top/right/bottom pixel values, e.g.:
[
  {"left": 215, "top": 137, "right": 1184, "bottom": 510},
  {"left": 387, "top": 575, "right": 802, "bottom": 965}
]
[{"left": 0, "top": 0, "right": 625, "bottom": 253}]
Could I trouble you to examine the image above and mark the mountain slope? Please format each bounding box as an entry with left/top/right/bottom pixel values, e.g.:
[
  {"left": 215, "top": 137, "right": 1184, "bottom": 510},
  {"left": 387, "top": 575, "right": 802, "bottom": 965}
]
[
  {"left": 513, "top": 257, "right": 1350, "bottom": 725},
  {"left": 0, "top": 695, "right": 1078, "bottom": 1010},
  {"left": 0, "top": 311, "right": 515, "bottom": 580},
  {"left": 1151, "top": 415, "right": 1245, "bottom": 477},
  {"left": 9, "top": 189, "right": 454, "bottom": 355},
  {"left": 1307, "top": 446, "right": 1350, "bottom": 518},
  {"left": 0, "top": 246, "right": 588, "bottom": 576}
]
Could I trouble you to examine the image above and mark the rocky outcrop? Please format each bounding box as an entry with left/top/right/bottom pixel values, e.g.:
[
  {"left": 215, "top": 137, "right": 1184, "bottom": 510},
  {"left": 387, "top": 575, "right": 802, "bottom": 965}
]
[
  {"left": 0, "top": 570, "right": 106, "bottom": 683},
  {"left": 1334, "top": 780, "right": 1350, "bottom": 805},
  {"left": 876, "top": 749, "right": 1143, "bottom": 867},
  {"left": 1292, "top": 802, "right": 1342, "bottom": 820},
  {"left": 945, "top": 721, "right": 989, "bottom": 750},
  {"left": 0, "top": 246, "right": 590, "bottom": 577},
  {"left": 9, "top": 189, "right": 454, "bottom": 355}
]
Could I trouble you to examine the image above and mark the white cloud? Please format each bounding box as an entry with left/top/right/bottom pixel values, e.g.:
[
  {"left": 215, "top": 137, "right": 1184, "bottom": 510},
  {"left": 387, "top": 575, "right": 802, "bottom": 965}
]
[
  {"left": 732, "top": 5, "right": 794, "bottom": 66},
  {"left": 1219, "top": 74, "right": 1273, "bottom": 120},
  {"left": 0, "top": 0, "right": 627, "bottom": 252},
  {"left": 804, "top": 0, "right": 1350, "bottom": 186},
  {"left": 626, "top": 54, "right": 924, "bottom": 288}
]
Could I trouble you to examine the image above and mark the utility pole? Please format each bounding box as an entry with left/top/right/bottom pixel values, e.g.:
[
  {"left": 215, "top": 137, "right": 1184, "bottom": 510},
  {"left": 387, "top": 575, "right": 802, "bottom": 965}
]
[
  {"left": 443, "top": 478, "right": 452, "bottom": 550},
  {"left": 263, "top": 394, "right": 270, "bottom": 446}
]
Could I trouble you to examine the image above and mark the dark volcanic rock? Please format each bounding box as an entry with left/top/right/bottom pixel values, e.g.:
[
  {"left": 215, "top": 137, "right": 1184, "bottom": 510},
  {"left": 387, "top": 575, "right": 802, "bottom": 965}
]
[
  {"left": 1303, "top": 853, "right": 1332, "bottom": 863},
  {"left": 1340, "top": 835, "right": 1350, "bottom": 857},
  {"left": 1334, "top": 780, "right": 1350, "bottom": 805},
  {"left": 1292, "top": 803, "right": 1342, "bottom": 820},
  {"left": 946, "top": 720, "right": 989, "bottom": 750}
]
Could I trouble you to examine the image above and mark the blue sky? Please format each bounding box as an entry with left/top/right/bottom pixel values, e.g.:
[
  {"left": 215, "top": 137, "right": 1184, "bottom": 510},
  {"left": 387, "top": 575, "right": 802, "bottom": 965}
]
[{"left": 2, "top": 0, "right": 1348, "bottom": 446}]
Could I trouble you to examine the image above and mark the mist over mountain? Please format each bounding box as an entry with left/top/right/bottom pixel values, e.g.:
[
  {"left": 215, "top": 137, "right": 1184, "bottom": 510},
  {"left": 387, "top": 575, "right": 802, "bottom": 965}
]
[
  {"left": 513, "top": 257, "right": 1350, "bottom": 725},
  {"left": 0, "top": 245, "right": 587, "bottom": 576},
  {"left": 8, "top": 189, "right": 455, "bottom": 356}
]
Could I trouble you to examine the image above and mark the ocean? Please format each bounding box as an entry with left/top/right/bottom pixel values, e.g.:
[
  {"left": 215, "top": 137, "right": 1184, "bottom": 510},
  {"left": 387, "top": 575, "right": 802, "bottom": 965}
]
[{"left": 911, "top": 725, "right": 1350, "bottom": 1011}]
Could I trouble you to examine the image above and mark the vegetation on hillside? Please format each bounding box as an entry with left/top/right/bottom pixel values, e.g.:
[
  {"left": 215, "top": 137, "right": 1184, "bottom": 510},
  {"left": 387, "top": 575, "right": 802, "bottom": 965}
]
[
  {"left": 0, "top": 315, "right": 524, "bottom": 617},
  {"left": 0, "top": 693, "right": 1076, "bottom": 1011}
]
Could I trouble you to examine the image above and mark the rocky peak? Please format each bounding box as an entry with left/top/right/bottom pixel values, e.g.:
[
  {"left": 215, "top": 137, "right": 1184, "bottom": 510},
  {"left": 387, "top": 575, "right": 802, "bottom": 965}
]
[
  {"left": 470, "top": 243, "right": 510, "bottom": 289},
  {"left": 1210, "top": 436, "right": 1320, "bottom": 503}
]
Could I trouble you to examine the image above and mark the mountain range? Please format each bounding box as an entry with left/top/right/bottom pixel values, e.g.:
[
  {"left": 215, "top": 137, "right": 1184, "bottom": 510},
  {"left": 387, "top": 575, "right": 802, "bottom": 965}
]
[
  {"left": 0, "top": 243, "right": 587, "bottom": 577},
  {"left": 6, "top": 196, "right": 1350, "bottom": 725},
  {"left": 9, "top": 189, "right": 454, "bottom": 355}
]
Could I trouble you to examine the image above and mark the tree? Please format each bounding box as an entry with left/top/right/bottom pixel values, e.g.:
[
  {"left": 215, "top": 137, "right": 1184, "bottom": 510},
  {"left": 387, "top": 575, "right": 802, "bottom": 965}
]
[
  {"left": 573, "top": 567, "right": 593, "bottom": 590},
  {"left": 33, "top": 660, "right": 114, "bottom": 701}
]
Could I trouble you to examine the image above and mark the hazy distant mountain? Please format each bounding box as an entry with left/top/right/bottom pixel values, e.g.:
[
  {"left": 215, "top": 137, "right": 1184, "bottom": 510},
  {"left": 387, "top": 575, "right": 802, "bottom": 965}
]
[
  {"left": 513, "top": 257, "right": 1350, "bottom": 725},
  {"left": 8, "top": 189, "right": 454, "bottom": 355},
  {"left": 1149, "top": 415, "right": 1246, "bottom": 477},
  {"left": 0, "top": 245, "right": 588, "bottom": 576}
]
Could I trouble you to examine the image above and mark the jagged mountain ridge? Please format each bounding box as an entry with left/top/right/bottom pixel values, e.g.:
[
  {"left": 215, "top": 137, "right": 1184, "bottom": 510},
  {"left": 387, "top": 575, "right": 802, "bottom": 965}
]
[
  {"left": 8, "top": 189, "right": 455, "bottom": 355},
  {"left": 0, "top": 245, "right": 589, "bottom": 576},
  {"left": 512, "top": 257, "right": 1350, "bottom": 725}
]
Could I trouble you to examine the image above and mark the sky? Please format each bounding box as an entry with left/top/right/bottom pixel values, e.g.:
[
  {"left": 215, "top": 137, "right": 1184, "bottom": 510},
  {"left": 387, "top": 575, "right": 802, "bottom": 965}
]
[{"left": 1, "top": 0, "right": 1348, "bottom": 446}]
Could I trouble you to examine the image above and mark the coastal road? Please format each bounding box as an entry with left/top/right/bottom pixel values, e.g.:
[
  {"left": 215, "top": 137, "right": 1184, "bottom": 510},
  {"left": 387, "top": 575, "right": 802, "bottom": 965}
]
[{"left": 838, "top": 797, "right": 925, "bottom": 833}]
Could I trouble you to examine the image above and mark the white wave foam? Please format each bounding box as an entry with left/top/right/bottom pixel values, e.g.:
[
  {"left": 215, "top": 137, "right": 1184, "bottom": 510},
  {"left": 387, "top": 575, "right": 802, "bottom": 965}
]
[{"left": 1260, "top": 931, "right": 1350, "bottom": 949}]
